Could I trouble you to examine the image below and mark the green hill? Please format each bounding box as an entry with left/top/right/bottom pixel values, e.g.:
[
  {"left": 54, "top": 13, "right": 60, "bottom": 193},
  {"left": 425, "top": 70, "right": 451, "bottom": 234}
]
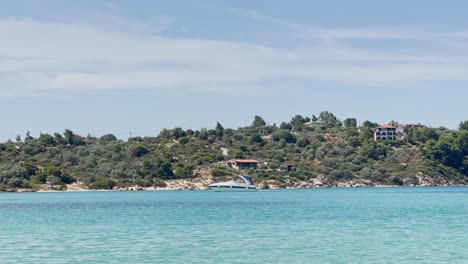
[{"left": 1, "top": 112, "right": 467, "bottom": 191}]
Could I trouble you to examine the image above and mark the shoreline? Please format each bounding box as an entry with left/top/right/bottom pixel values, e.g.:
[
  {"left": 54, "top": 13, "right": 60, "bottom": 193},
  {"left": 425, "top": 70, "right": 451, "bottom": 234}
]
[{"left": 3, "top": 184, "right": 467, "bottom": 193}]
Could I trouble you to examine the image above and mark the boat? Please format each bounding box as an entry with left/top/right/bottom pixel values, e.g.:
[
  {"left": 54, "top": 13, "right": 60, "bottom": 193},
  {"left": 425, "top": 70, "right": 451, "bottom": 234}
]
[{"left": 209, "top": 175, "right": 257, "bottom": 192}]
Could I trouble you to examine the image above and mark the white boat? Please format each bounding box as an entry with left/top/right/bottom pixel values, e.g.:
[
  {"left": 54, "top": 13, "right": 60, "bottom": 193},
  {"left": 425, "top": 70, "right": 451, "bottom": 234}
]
[{"left": 209, "top": 175, "right": 257, "bottom": 192}]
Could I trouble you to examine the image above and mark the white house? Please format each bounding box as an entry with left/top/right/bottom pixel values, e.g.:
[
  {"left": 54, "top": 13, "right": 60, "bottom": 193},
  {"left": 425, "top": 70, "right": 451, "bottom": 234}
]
[{"left": 374, "top": 125, "right": 398, "bottom": 140}]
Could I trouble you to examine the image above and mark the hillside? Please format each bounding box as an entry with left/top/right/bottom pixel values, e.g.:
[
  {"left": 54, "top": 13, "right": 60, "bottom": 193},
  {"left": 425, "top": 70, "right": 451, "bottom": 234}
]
[{"left": 1, "top": 112, "right": 467, "bottom": 192}]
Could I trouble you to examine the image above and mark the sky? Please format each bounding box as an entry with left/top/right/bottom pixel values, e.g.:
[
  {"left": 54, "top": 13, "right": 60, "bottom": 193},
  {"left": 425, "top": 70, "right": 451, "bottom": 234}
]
[{"left": 1, "top": 0, "right": 468, "bottom": 140}]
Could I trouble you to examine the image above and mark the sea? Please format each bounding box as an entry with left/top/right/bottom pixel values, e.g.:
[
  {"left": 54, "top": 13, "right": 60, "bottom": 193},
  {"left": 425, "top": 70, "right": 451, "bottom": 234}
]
[{"left": 0, "top": 187, "right": 467, "bottom": 264}]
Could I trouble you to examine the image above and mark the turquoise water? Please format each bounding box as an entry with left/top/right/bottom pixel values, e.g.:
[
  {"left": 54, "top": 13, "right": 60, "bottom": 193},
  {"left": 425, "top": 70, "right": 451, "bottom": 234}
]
[{"left": 1, "top": 188, "right": 467, "bottom": 263}]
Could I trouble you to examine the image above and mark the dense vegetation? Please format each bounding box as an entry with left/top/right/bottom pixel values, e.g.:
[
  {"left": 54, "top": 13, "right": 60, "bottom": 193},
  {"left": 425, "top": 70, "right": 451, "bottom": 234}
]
[{"left": 1, "top": 113, "right": 467, "bottom": 191}]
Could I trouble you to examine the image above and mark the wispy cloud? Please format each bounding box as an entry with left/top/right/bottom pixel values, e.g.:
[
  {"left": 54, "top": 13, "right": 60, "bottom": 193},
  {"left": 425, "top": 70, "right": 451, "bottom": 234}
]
[
  {"left": 205, "top": 3, "right": 468, "bottom": 41},
  {"left": 1, "top": 13, "right": 468, "bottom": 97}
]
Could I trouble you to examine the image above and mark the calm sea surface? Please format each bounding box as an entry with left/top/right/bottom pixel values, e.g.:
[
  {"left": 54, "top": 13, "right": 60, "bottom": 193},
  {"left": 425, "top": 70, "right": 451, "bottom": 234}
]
[{"left": 0, "top": 187, "right": 467, "bottom": 263}]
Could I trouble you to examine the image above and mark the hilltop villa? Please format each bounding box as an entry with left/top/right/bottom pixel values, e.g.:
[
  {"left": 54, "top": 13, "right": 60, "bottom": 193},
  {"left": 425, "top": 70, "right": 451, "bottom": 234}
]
[
  {"left": 374, "top": 125, "right": 398, "bottom": 140},
  {"left": 227, "top": 159, "right": 260, "bottom": 170},
  {"left": 375, "top": 123, "right": 425, "bottom": 141}
]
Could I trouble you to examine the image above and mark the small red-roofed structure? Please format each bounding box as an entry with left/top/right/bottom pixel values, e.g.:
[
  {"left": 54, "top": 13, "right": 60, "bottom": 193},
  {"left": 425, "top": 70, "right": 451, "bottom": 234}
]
[{"left": 376, "top": 124, "right": 397, "bottom": 129}]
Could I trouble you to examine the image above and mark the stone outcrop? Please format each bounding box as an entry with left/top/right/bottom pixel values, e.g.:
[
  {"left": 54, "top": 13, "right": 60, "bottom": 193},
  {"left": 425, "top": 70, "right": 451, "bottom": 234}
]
[{"left": 414, "top": 172, "right": 460, "bottom": 186}]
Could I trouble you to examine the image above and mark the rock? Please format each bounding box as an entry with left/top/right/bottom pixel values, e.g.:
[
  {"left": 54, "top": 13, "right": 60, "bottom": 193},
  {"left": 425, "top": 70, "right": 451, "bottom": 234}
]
[
  {"left": 257, "top": 181, "right": 270, "bottom": 189},
  {"left": 415, "top": 172, "right": 450, "bottom": 186}
]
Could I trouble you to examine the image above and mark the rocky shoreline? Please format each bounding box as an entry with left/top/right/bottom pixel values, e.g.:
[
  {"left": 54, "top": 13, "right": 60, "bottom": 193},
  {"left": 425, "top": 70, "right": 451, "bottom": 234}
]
[{"left": 3, "top": 176, "right": 467, "bottom": 193}]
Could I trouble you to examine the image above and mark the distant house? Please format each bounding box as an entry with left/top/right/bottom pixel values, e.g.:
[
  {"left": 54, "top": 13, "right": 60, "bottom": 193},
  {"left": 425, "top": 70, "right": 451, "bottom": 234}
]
[
  {"left": 227, "top": 159, "right": 260, "bottom": 170},
  {"left": 374, "top": 125, "right": 398, "bottom": 140},
  {"left": 375, "top": 123, "right": 425, "bottom": 141}
]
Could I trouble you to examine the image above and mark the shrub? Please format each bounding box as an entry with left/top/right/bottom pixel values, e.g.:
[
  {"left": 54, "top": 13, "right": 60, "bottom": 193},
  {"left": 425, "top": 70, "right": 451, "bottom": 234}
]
[
  {"left": 128, "top": 144, "right": 149, "bottom": 157},
  {"left": 178, "top": 137, "right": 189, "bottom": 145},
  {"left": 153, "top": 179, "right": 167, "bottom": 188}
]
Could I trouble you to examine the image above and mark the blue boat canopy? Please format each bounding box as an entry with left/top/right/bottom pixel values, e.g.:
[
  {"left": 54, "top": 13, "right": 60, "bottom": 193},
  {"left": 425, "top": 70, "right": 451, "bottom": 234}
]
[{"left": 237, "top": 175, "right": 254, "bottom": 185}]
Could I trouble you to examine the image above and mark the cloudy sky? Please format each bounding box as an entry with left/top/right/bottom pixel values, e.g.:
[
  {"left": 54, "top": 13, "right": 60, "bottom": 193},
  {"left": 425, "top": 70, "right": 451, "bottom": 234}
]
[{"left": 1, "top": 0, "right": 467, "bottom": 140}]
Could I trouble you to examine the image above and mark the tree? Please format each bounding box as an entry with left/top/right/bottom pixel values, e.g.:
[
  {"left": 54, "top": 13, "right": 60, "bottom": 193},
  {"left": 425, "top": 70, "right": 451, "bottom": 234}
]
[
  {"left": 38, "top": 133, "right": 56, "bottom": 146},
  {"left": 459, "top": 120, "right": 468, "bottom": 131},
  {"left": 54, "top": 133, "right": 66, "bottom": 145},
  {"left": 25, "top": 131, "right": 33, "bottom": 143},
  {"left": 159, "top": 129, "right": 172, "bottom": 139},
  {"left": 290, "top": 115, "right": 308, "bottom": 131},
  {"left": 171, "top": 128, "right": 186, "bottom": 139},
  {"left": 411, "top": 127, "right": 440, "bottom": 143},
  {"left": 43, "top": 166, "right": 75, "bottom": 184},
  {"left": 178, "top": 137, "right": 189, "bottom": 145},
  {"left": 186, "top": 129, "right": 194, "bottom": 137},
  {"left": 252, "top": 116, "right": 266, "bottom": 127},
  {"left": 91, "top": 180, "right": 116, "bottom": 190},
  {"left": 64, "top": 129, "right": 75, "bottom": 145},
  {"left": 232, "top": 149, "right": 245, "bottom": 159},
  {"left": 425, "top": 135, "right": 464, "bottom": 170},
  {"left": 22, "top": 141, "right": 44, "bottom": 156},
  {"left": 279, "top": 122, "right": 292, "bottom": 130},
  {"left": 128, "top": 144, "right": 150, "bottom": 157},
  {"left": 362, "top": 120, "right": 379, "bottom": 129},
  {"left": 46, "top": 176, "right": 61, "bottom": 188},
  {"left": 359, "top": 127, "right": 375, "bottom": 142},
  {"left": 359, "top": 140, "right": 387, "bottom": 160},
  {"left": 297, "top": 137, "right": 310, "bottom": 148},
  {"left": 343, "top": 118, "right": 357, "bottom": 128},
  {"left": 455, "top": 131, "right": 468, "bottom": 155},
  {"left": 175, "top": 163, "right": 195, "bottom": 178},
  {"left": 60, "top": 129, "right": 86, "bottom": 146},
  {"left": 191, "top": 151, "right": 218, "bottom": 165},
  {"left": 215, "top": 122, "right": 224, "bottom": 139},
  {"left": 389, "top": 120, "right": 399, "bottom": 126},
  {"left": 278, "top": 131, "right": 297, "bottom": 143},
  {"left": 319, "top": 111, "right": 337, "bottom": 123},
  {"left": 215, "top": 122, "right": 224, "bottom": 131},
  {"left": 156, "top": 162, "right": 175, "bottom": 179},
  {"left": 99, "top": 134, "right": 117, "bottom": 142},
  {"left": 318, "top": 111, "right": 342, "bottom": 127},
  {"left": 250, "top": 134, "right": 264, "bottom": 144}
]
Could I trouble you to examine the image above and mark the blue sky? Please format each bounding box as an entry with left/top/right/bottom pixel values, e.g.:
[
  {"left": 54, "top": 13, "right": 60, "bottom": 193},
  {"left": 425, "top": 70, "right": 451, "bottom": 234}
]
[{"left": 1, "top": 0, "right": 468, "bottom": 140}]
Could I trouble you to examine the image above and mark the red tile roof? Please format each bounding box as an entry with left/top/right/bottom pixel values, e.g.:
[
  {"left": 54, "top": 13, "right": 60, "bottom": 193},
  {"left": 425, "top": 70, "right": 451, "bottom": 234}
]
[
  {"left": 376, "top": 124, "right": 396, "bottom": 129},
  {"left": 231, "top": 159, "right": 259, "bottom": 163}
]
